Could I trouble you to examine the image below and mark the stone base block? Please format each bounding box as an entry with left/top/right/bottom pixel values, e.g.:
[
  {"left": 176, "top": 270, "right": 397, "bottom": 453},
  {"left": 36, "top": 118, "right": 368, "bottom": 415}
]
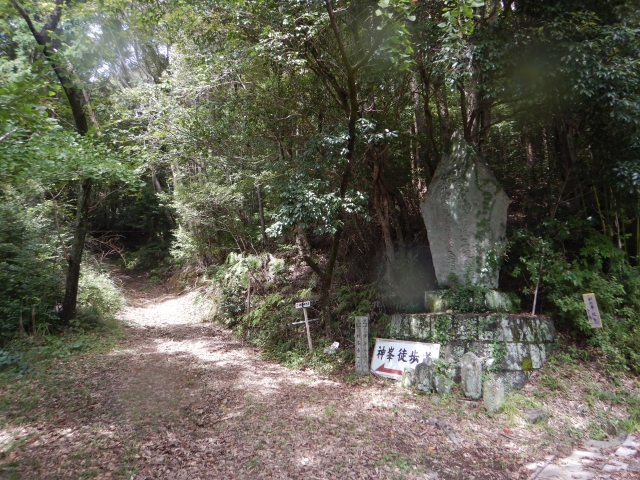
[
  {"left": 424, "top": 290, "right": 515, "bottom": 313},
  {"left": 389, "top": 312, "right": 555, "bottom": 390}
]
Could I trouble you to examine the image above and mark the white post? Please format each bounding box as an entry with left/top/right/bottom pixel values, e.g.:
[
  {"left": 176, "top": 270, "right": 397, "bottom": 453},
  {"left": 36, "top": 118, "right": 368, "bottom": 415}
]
[{"left": 303, "top": 307, "right": 313, "bottom": 351}]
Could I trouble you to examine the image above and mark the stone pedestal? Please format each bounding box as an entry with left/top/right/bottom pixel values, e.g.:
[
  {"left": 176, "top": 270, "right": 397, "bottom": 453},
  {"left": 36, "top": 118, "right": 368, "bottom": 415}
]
[{"left": 390, "top": 312, "right": 556, "bottom": 390}]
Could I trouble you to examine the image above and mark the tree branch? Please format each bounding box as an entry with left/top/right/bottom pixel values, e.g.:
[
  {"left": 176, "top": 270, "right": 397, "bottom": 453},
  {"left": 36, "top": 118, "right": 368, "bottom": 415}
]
[
  {"left": 324, "top": 0, "right": 353, "bottom": 75},
  {"left": 0, "top": 128, "right": 18, "bottom": 143},
  {"left": 9, "top": 0, "right": 39, "bottom": 39}
]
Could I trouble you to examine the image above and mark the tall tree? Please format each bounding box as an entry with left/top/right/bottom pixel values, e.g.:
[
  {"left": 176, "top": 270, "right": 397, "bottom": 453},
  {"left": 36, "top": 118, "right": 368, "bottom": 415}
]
[{"left": 10, "top": 0, "right": 95, "bottom": 322}]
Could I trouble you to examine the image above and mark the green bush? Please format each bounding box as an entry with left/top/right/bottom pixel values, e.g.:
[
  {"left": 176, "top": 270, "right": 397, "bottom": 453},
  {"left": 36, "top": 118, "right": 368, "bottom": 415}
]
[
  {"left": 0, "top": 185, "right": 125, "bottom": 343},
  {"left": 509, "top": 219, "right": 640, "bottom": 371},
  {"left": 76, "top": 262, "right": 124, "bottom": 326},
  {"left": 0, "top": 186, "right": 64, "bottom": 343}
]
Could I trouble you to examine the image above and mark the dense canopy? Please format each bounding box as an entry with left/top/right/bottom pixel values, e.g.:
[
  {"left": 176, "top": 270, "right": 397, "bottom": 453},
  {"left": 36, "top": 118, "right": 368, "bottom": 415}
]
[{"left": 1, "top": 0, "right": 640, "bottom": 370}]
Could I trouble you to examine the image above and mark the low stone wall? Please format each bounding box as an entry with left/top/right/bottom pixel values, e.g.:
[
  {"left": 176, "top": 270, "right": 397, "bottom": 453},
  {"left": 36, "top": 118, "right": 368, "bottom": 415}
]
[{"left": 389, "top": 313, "right": 556, "bottom": 389}]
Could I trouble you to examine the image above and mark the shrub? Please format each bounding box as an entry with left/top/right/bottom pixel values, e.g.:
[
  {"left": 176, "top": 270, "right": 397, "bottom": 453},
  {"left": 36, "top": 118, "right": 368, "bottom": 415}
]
[
  {"left": 76, "top": 262, "right": 124, "bottom": 325},
  {"left": 509, "top": 219, "right": 640, "bottom": 371},
  {"left": 0, "top": 185, "right": 64, "bottom": 343}
]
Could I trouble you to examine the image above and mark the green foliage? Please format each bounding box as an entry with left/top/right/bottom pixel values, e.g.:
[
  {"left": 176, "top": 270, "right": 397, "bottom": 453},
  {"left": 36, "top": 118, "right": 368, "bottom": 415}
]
[
  {"left": 126, "top": 240, "right": 171, "bottom": 271},
  {"left": 0, "top": 182, "right": 124, "bottom": 344},
  {"left": 510, "top": 220, "right": 640, "bottom": 371},
  {"left": 76, "top": 263, "right": 124, "bottom": 325},
  {"left": 440, "top": 286, "right": 490, "bottom": 313},
  {"left": 0, "top": 185, "right": 65, "bottom": 343}
]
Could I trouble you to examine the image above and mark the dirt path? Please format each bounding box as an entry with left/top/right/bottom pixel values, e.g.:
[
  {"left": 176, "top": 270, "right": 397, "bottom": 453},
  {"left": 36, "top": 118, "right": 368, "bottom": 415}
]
[{"left": 1, "top": 281, "right": 637, "bottom": 479}]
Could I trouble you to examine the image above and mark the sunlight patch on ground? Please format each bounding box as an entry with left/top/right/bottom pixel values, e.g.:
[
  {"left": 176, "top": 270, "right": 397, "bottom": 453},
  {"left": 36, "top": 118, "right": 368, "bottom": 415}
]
[
  {"left": 154, "top": 339, "right": 224, "bottom": 362},
  {"left": 117, "top": 292, "right": 200, "bottom": 327}
]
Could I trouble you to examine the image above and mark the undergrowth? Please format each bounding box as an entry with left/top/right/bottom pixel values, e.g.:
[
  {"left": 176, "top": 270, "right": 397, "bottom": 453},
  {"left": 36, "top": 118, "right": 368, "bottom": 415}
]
[
  {"left": 501, "top": 345, "right": 640, "bottom": 438},
  {"left": 194, "top": 250, "right": 387, "bottom": 374},
  {"left": 509, "top": 219, "right": 640, "bottom": 373}
]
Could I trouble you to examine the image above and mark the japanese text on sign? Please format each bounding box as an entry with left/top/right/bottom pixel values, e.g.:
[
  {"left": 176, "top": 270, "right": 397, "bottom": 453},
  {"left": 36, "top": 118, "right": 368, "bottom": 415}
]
[
  {"left": 582, "top": 293, "right": 602, "bottom": 328},
  {"left": 295, "top": 301, "right": 311, "bottom": 309},
  {"left": 354, "top": 316, "right": 369, "bottom": 375},
  {"left": 370, "top": 338, "right": 440, "bottom": 380}
]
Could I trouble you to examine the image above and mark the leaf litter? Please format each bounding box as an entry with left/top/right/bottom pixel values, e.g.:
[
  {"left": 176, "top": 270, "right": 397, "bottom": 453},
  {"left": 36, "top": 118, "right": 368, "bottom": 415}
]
[{"left": 0, "top": 277, "right": 638, "bottom": 479}]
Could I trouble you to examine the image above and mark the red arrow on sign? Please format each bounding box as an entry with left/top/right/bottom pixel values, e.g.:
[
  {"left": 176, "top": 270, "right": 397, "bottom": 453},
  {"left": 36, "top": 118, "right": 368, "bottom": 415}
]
[{"left": 375, "top": 364, "right": 403, "bottom": 376}]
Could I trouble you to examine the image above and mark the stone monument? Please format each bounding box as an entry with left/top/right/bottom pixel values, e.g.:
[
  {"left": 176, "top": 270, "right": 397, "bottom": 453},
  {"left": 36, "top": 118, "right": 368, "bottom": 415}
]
[
  {"left": 421, "top": 133, "right": 509, "bottom": 289},
  {"left": 388, "top": 135, "right": 555, "bottom": 392}
]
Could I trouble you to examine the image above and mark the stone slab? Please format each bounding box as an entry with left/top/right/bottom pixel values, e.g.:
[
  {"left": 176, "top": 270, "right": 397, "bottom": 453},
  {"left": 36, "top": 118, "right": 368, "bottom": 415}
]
[
  {"left": 461, "top": 352, "right": 482, "bottom": 399},
  {"left": 523, "top": 408, "right": 549, "bottom": 424},
  {"left": 390, "top": 313, "right": 556, "bottom": 344},
  {"left": 421, "top": 133, "right": 509, "bottom": 288}
]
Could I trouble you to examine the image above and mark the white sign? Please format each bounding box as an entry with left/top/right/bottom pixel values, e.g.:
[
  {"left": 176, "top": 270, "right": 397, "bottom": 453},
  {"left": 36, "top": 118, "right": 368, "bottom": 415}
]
[
  {"left": 295, "top": 301, "right": 311, "bottom": 309},
  {"left": 354, "top": 316, "right": 369, "bottom": 375},
  {"left": 371, "top": 338, "right": 440, "bottom": 380},
  {"left": 582, "top": 293, "right": 602, "bottom": 328}
]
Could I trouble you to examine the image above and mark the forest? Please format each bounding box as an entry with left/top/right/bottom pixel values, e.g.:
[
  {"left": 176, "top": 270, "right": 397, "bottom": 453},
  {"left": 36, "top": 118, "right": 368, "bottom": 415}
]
[
  {"left": 3, "top": 0, "right": 639, "bottom": 368},
  {"left": 2, "top": 1, "right": 640, "bottom": 478}
]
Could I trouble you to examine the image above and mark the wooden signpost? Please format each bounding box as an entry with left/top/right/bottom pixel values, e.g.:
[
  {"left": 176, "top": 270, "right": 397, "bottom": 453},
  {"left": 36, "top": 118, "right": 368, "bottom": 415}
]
[
  {"left": 355, "top": 315, "right": 369, "bottom": 375},
  {"left": 295, "top": 301, "right": 313, "bottom": 351},
  {"left": 582, "top": 293, "right": 602, "bottom": 328}
]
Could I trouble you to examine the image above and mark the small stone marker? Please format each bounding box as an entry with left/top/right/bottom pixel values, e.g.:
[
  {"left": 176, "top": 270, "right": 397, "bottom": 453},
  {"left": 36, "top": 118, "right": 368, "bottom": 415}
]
[
  {"left": 483, "top": 378, "right": 505, "bottom": 413},
  {"left": 434, "top": 374, "right": 452, "bottom": 396},
  {"left": 415, "top": 358, "right": 434, "bottom": 392},
  {"left": 582, "top": 293, "right": 602, "bottom": 328},
  {"left": 401, "top": 367, "right": 416, "bottom": 388},
  {"left": 354, "top": 315, "right": 369, "bottom": 375},
  {"left": 460, "top": 352, "right": 483, "bottom": 399},
  {"left": 523, "top": 408, "right": 549, "bottom": 424},
  {"left": 323, "top": 342, "right": 339, "bottom": 354}
]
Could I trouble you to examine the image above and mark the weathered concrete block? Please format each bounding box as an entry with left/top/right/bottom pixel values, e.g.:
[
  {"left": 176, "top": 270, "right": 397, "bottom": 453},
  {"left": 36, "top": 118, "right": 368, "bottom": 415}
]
[
  {"left": 401, "top": 367, "right": 416, "bottom": 389},
  {"left": 434, "top": 374, "right": 453, "bottom": 396},
  {"left": 523, "top": 408, "right": 549, "bottom": 424},
  {"left": 483, "top": 378, "right": 505, "bottom": 413},
  {"left": 415, "top": 358, "right": 434, "bottom": 392},
  {"left": 495, "top": 371, "right": 528, "bottom": 390},
  {"left": 421, "top": 133, "right": 509, "bottom": 288},
  {"left": 461, "top": 352, "right": 483, "bottom": 399}
]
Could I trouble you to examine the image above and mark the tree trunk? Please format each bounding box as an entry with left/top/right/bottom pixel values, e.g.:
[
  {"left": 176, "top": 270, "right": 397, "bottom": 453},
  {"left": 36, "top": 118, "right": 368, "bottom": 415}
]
[
  {"left": 434, "top": 77, "right": 452, "bottom": 152},
  {"left": 12, "top": 0, "right": 97, "bottom": 323},
  {"left": 256, "top": 183, "right": 267, "bottom": 246},
  {"left": 61, "top": 178, "right": 92, "bottom": 323},
  {"left": 151, "top": 166, "right": 176, "bottom": 229}
]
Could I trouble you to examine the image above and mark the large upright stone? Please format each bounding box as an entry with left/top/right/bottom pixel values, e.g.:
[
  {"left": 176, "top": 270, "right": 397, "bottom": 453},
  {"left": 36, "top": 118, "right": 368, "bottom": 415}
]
[
  {"left": 421, "top": 133, "right": 509, "bottom": 288},
  {"left": 460, "top": 352, "right": 483, "bottom": 399}
]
